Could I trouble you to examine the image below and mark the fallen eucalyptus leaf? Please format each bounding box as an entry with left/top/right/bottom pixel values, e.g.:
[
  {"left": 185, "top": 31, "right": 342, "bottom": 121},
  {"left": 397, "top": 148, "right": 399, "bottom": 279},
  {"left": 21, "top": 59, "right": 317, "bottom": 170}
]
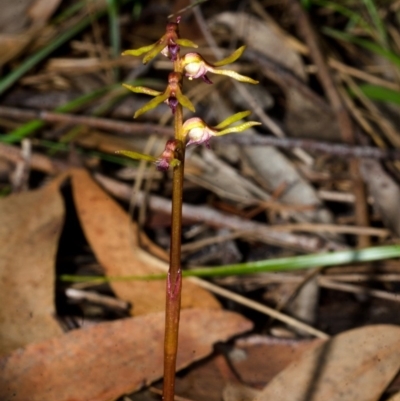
[
  {"left": 252, "top": 325, "right": 400, "bottom": 401},
  {"left": 0, "top": 309, "right": 252, "bottom": 401}
]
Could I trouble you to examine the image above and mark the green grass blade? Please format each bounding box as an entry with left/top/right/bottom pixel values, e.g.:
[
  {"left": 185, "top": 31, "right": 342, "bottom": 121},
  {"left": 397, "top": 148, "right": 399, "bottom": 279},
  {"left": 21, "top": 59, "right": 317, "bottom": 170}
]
[
  {"left": 323, "top": 28, "right": 400, "bottom": 68},
  {"left": 312, "top": 0, "right": 372, "bottom": 33},
  {"left": 0, "top": 86, "right": 112, "bottom": 143},
  {"left": 185, "top": 245, "right": 400, "bottom": 277},
  {"left": 60, "top": 245, "right": 400, "bottom": 282},
  {"left": 355, "top": 84, "right": 400, "bottom": 105},
  {"left": 362, "top": 0, "right": 388, "bottom": 47}
]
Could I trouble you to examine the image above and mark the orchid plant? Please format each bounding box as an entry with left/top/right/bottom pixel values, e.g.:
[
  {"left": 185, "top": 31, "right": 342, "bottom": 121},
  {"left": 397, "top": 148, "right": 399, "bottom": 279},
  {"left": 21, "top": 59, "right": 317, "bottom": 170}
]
[{"left": 119, "top": 16, "right": 260, "bottom": 401}]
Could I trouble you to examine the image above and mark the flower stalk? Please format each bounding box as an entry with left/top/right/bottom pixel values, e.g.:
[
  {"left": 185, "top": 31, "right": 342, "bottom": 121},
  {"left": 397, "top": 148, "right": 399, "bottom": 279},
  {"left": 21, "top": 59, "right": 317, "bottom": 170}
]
[{"left": 118, "top": 15, "right": 259, "bottom": 401}]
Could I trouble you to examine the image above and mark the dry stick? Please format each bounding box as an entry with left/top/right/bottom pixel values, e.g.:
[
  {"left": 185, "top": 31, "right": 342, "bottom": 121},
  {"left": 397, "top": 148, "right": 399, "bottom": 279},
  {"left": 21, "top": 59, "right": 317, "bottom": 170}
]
[
  {"left": 0, "top": 143, "right": 67, "bottom": 174},
  {"left": 3, "top": 105, "right": 400, "bottom": 160},
  {"left": 0, "top": 143, "right": 337, "bottom": 252},
  {"left": 227, "top": 135, "right": 400, "bottom": 160},
  {"left": 94, "top": 173, "right": 336, "bottom": 252},
  {"left": 189, "top": 277, "right": 329, "bottom": 339},
  {"left": 286, "top": 0, "right": 370, "bottom": 248},
  {"left": 318, "top": 277, "right": 400, "bottom": 303},
  {"left": 0, "top": 106, "right": 174, "bottom": 137}
]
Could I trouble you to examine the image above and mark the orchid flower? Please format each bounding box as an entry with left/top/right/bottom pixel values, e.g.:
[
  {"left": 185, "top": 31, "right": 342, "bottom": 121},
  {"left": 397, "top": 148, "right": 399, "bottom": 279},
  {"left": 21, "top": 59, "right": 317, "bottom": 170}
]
[
  {"left": 122, "top": 17, "right": 198, "bottom": 64},
  {"left": 181, "top": 46, "right": 258, "bottom": 84},
  {"left": 123, "top": 72, "right": 195, "bottom": 118},
  {"left": 182, "top": 111, "right": 261, "bottom": 147},
  {"left": 116, "top": 140, "right": 180, "bottom": 171}
]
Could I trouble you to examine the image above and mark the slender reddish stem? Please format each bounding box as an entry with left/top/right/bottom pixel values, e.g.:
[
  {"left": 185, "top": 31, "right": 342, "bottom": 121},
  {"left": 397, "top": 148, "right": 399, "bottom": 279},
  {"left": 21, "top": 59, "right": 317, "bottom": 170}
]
[{"left": 162, "top": 54, "right": 185, "bottom": 401}]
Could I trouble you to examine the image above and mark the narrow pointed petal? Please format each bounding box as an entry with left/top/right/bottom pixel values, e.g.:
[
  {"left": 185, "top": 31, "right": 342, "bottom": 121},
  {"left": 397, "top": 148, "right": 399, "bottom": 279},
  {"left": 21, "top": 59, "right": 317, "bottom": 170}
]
[
  {"left": 142, "top": 42, "right": 167, "bottom": 64},
  {"left": 213, "top": 46, "right": 246, "bottom": 67},
  {"left": 175, "top": 38, "right": 199, "bottom": 48},
  {"left": 122, "top": 84, "right": 162, "bottom": 97},
  {"left": 134, "top": 93, "right": 169, "bottom": 118},
  {"left": 214, "top": 111, "right": 252, "bottom": 130},
  {"left": 116, "top": 150, "right": 158, "bottom": 163},
  {"left": 122, "top": 43, "right": 156, "bottom": 56},
  {"left": 176, "top": 92, "right": 196, "bottom": 112},
  {"left": 209, "top": 67, "right": 259, "bottom": 84},
  {"left": 217, "top": 121, "right": 261, "bottom": 136}
]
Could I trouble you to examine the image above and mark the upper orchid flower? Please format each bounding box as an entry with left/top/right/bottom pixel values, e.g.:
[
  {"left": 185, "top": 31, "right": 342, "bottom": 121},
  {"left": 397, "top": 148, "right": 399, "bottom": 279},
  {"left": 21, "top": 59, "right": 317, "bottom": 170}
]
[
  {"left": 182, "top": 111, "right": 261, "bottom": 147},
  {"left": 123, "top": 72, "right": 195, "bottom": 118},
  {"left": 116, "top": 139, "right": 180, "bottom": 172},
  {"left": 122, "top": 17, "right": 198, "bottom": 64},
  {"left": 181, "top": 46, "right": 258, "bottom": 84}
]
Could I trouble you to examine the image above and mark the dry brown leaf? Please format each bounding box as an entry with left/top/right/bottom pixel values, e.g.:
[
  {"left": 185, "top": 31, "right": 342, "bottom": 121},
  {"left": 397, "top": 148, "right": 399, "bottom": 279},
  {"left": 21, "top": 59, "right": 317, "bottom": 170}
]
[
  {"left": 387, "top": 392, "right": 400, "bottom": 401},
  {"left": 0, "top": 309, "right": 252, "bottom": 401},
  {"left": 70, "top": 168, "right": 220, "bottom": 315},
  {"left": 0, "top": 179, "right": 64, "bottom": 355},
  {"left": 223, "top": 382, "right": 261, "bottom": 401},
  {"left": 231, "top": 335, "right": 322, "bottom": 387},
  {"left": 252, "top": 325, "right": 400, "bottom": 401}
]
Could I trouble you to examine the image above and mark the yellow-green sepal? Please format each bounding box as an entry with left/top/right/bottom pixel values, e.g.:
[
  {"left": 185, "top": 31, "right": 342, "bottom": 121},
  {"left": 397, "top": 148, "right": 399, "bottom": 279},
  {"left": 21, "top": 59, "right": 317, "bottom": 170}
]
[
  {"left": 176, "top": 92, "right": 196, "bottom": 112},
  {"left": 134, "top": 92, "right": 169, "bottom": 119},
  {"left": 210, "top": 67, "right": 259, "bottom": 84},
  {"left": 214, "top": 111, "right": 252, "bottom": 129},
  {"left": 122, "top": 44, "right": 156, "bottom": 57},
  {"left": 213, "top": 46, "right": 246, "bottom": 67},
  {"left": 217, "top": 121, "right": 261, "bottom": 136},
  {"left": 142, "top": 43, "right": 167, "bottom": 64},
  {"left": 116, "top": 150, "right": 158, "bottom": 163},
  {"left": 122, "top": 84, "right": 162, "bottom": 97},
  {"left": 175, "top": 38, "right": 199, "bottom": 48}
]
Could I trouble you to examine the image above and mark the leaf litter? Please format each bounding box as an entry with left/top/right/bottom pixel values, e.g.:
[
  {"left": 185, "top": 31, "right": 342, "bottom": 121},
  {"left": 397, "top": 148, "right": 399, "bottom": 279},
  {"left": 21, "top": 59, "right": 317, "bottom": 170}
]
[
  {"left": 1, "top": 0, "right": 400, "bottom": 400},
  {"left": 71, "top": 168, "right": 220, "bottom": 315},
  {"left": 0, "top": 309, "right": 252, "bottom": 401},
  {"left": 0, "top": 177, "right": 64, "bottom": 355}
]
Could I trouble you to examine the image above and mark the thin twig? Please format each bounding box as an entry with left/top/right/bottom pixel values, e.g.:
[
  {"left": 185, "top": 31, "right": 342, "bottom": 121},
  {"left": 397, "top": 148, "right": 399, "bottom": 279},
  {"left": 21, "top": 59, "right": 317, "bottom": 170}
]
[
  {"left": 3, "top": 106, "right": 400, "bottom": 160},
  {"left": 0, "top": 106, "right": 173, "bottom": 137},
  {"left": 189, "top": 277, "right": 329, "bottom": 339},
  {"left": 227, "top": 135, "right": 400, "bottom": 160},
  {"left": 318, "top": 277, "right": 400, "bottom": 303},
  {"left": 94, "top": 173, "right": 339, "bottom": 253}
]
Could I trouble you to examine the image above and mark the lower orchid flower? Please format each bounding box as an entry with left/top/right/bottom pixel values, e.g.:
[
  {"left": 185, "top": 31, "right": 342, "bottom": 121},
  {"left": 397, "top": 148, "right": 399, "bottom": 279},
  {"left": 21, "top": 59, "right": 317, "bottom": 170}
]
[
  {"left": 182, "top": 111, "right": 261, "bottom": 147},
  {"left": 116, "top": 140, "right": 180, "bottom": 172}
]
